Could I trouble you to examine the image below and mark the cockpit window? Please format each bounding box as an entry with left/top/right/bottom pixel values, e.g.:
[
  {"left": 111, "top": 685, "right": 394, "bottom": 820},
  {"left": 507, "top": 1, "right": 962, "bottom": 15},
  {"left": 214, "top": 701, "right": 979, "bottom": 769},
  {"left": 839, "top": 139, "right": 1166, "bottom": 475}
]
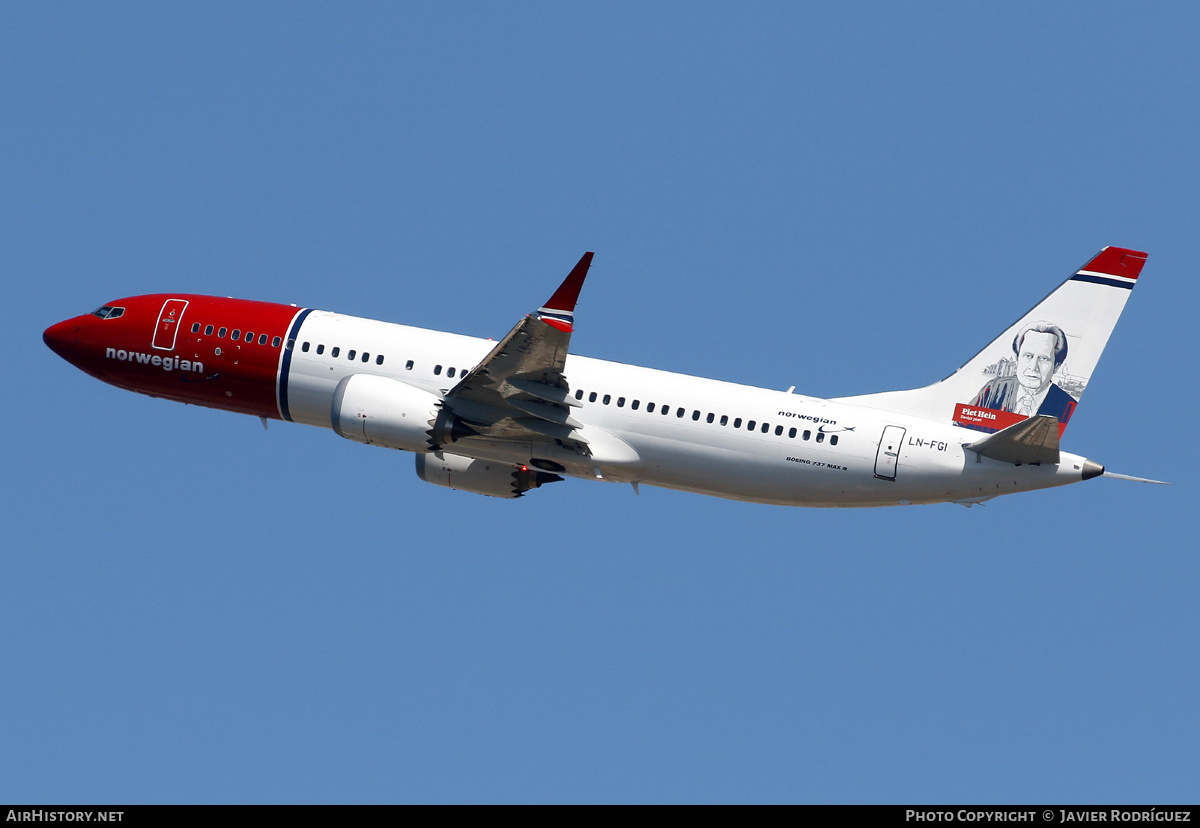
[{"left": 91, "top": 306, "right": 125, "bottom": 319}]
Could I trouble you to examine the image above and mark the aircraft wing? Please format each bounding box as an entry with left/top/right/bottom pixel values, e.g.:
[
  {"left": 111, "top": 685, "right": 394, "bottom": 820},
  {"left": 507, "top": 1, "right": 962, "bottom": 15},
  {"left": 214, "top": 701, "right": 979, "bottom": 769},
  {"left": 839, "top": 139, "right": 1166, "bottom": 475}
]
[{"left": 436, "top": 253, "right": 594, "bottom": 445}]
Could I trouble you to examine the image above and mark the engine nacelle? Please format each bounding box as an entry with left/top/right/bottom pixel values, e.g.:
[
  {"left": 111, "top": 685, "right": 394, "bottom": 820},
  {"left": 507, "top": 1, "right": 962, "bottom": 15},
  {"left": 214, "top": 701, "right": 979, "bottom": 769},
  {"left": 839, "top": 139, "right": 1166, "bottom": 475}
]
[
  {"left": 331, "top": 373, "right": 443, "bottom": 453},
  {"left": 415, "top": 452, "right": 563, "bottom": 499}
]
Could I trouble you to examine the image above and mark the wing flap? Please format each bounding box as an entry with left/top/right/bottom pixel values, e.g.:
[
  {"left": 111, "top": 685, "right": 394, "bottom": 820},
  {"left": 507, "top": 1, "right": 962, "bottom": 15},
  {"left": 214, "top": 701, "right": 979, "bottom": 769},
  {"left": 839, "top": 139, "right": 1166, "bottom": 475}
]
[
  {"left": 507, "top": 377, "right": 583, "bottom": 407},
  {"left": 512, "top": 416, "right": 585, "bottom": 442},
  {"left": 506, "top": 397, "right": 583, "bottom": 428}
]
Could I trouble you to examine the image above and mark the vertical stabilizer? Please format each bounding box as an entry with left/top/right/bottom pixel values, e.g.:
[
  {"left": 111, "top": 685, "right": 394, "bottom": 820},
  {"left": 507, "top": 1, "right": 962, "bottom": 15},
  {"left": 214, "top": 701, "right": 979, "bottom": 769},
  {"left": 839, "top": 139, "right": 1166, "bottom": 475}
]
[{"left": 836, "top": 247, "right": 1147, "bottom": 435}]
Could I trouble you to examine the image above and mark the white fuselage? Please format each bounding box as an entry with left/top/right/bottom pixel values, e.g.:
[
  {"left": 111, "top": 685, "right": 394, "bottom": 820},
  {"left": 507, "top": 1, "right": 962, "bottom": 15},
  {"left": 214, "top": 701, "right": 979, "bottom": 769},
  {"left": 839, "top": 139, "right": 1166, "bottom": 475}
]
[{"left": 282, "top": 310, "right": 1086, "bottom": 507}]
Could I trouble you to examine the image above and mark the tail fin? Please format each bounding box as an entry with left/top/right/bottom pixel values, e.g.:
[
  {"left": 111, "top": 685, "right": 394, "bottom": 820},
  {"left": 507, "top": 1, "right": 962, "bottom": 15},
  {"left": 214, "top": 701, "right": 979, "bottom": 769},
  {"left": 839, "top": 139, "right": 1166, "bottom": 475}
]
[{"left": 836, "top": 246, "right": 1147, "bottom": 436}]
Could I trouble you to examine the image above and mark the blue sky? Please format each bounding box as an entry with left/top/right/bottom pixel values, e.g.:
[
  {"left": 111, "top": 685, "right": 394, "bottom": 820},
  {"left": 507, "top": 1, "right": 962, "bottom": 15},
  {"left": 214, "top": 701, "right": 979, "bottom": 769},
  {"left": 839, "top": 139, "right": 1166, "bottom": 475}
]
[{"left": 2, "top": 2, "right": 1196, "bottom": 803}]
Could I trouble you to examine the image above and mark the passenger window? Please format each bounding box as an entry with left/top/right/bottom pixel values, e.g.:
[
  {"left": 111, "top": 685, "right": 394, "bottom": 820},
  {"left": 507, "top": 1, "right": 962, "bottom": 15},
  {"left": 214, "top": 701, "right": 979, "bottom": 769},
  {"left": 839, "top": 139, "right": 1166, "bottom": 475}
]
[
  {"left": 803, "top": 430, "right": 811, "bottom": 440},
  {"left": 232, "top": 329, "right": 241, "bottom": 340},
  {"left": 447, "top": 367, "right": 455, "bottom": 377},
  {"left": 348, "top": 350, "right": 357, "bottom": 360},
  {"left": 191, "top": 323, "right": 200, "bottom": 333},
  {"left": 789, "top": 427, "right": 797, "bottom": 438},
  {"left": 748, "top": 420, "right": 756, "bottom": 430},
  {"left": 775, "top": 425, "right": 783, "bottom": 436},
  {"left": 589, "top": 392, "right": 597, "bottom": 402},
  {"left": 286, "top": 339, "right": 294, "bottom": 350},
  {"left": 689, "top": 410, "right": 698, "bottom": 420},
  {"left": 332, "top": 347, "right": 340, "bottom": 358},
  {"left": 302, "top": 342, "right": 310, "bottom": 352},
  {"left": 434, "top": 365, "right": 442, "bottom": 375},
  {"left": 676, "top": 407, "right": 685, "bottom": 418},
  {"left": 816, "top": 432, "right": 825, "bottom": 443},
  {"left": 405, "top": 360, "right": 414, "bottom": 370},
  {"left": 734, "top": 418, "right": 742, "bottom": 428},
  {"left": 761, "top": 423, "right": 769, "bottom": 433},
  {"left": 204, "top": 325, "right": 214, "bottom": 336},
  {"left": 362, "top": 352, "right": 370, "bottom": 363},
  {"left": 830, "top": 435, "right": 839, "bottom": 446},
  {"left": 218, "top": 327, "right": 227, "bottom": 338},
  {"left": 632, "top": 400, "right": 640, "bottom": 410},
  {"left": 662, "top": 405, "right": 671, "bottom": 416},
  {"left": 376, "top": 355, "right": 384, "bottom": 365},
  {"left": 272, "top": 336, "right": 281, "bottom": 347},
  {"left": 316, "top": 344, "right": 325, "bottom": 355},
  {"left": 720, "top": 415, "right": 728, "bottom": 426},
  {"left": 575, "top": 389, "right": 584, "bottom": 400},
  {"left": 603, "top": 394, "right": 611, "bottom": 405},
  {"left": 259, "top": 334, "right": 269, "bottom": 345},
  {"left": 617, "top": 397, "right": 625, "bottom": 407},
  {"left": 245, "top": 331, "right": 254, "bottom": 342}
]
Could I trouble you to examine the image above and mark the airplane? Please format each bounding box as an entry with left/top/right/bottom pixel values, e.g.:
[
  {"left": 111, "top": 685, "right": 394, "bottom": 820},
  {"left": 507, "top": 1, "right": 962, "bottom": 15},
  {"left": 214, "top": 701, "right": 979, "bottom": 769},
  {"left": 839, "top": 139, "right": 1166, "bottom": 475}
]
[{"left": 42, "top": 246, "right": 1165, "bottom": 507}]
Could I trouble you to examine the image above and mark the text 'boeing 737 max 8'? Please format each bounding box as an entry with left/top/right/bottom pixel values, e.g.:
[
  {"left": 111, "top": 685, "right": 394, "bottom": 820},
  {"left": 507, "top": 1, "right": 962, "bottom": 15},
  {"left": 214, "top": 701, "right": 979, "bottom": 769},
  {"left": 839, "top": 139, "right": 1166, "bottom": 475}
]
[{"left": 43, "top": 246, "right": 1165, "bottom": 507}]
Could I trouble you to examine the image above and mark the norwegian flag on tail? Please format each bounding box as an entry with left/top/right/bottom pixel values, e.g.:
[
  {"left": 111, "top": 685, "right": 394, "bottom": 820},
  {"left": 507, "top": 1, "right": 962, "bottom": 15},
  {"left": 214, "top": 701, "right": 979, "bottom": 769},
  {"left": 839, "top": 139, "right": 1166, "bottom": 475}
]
[{"left": 1070, "top": 246, "right": 1147, "bottom": 290}]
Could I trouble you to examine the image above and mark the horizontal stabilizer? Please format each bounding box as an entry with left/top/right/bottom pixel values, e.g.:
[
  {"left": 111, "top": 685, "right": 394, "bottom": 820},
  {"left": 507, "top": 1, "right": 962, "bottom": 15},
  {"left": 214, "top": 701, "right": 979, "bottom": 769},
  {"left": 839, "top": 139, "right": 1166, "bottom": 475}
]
[{"left": 964, "top": 414, "right": 1060, "bottom": 465}]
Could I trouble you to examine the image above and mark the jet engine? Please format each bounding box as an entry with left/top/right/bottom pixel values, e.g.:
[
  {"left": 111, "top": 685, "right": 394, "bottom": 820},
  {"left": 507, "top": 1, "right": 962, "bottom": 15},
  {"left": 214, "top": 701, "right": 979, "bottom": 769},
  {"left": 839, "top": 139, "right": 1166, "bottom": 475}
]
[
  {"left": 332, "top": 374, "right": 473, "bottom": 453},
  {"left": 415, "top": 452, "right": 563, "bottom": 499}
]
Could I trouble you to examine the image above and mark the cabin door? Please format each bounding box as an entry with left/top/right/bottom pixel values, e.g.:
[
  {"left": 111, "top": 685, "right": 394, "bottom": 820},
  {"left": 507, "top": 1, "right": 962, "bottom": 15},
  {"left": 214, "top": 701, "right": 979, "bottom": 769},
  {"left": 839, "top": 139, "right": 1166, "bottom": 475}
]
[
  {"left": 874, "top": 425, "right": 906, "bottom": 481},
  {"left": 153, "top": 299, "right": 190, "bottom": 350}
]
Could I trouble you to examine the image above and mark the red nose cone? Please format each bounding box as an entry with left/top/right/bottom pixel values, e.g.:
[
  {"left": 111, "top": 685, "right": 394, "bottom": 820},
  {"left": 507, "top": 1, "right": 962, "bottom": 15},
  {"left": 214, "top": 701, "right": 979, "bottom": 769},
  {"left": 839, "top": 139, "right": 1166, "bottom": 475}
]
[{"left": 43, "top": 319, "right": 80, "bottom": 361}]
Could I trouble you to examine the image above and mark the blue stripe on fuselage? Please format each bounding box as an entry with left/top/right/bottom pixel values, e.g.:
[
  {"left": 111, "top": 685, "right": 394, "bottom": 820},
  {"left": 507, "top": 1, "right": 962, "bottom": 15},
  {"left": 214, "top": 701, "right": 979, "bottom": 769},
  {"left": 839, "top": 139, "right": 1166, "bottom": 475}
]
[{"left": 279, "top": 308, "right": 314, "bottom": 422}]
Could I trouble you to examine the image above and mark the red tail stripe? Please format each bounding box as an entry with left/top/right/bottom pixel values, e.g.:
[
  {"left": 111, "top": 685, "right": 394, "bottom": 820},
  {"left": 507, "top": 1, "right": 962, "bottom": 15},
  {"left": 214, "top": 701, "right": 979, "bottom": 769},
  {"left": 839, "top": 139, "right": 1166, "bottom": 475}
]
[{"left": 1081, "top": 247, "right": 1148, "bottom": 280}]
